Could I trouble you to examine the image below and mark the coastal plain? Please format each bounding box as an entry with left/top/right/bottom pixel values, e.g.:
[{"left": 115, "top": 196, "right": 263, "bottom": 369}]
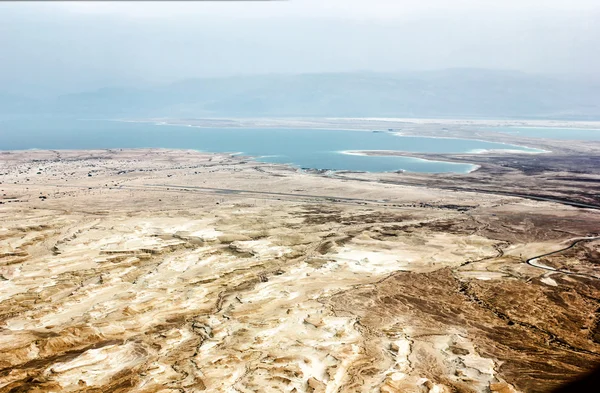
[{"left": 1, "top": 123, "right": 600, "bottom": 393}]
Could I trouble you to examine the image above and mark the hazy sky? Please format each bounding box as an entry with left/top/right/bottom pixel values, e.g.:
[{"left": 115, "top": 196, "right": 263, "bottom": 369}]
[
  {"left": 61, "top": 0, "right": 600, "bottom": 19},
  {"left": 1, "top": 1, "right": 598, "bottom": 97}
]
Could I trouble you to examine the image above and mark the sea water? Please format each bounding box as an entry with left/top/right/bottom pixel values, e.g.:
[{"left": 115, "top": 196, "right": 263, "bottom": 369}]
[{"left": 0, "top": 117, "right": 543, "bottom": 173}]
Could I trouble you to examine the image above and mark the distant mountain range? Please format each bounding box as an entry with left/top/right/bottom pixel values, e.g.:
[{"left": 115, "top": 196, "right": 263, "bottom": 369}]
[{"left": 2, "top": 69, "right": 600, "bottom": 120}]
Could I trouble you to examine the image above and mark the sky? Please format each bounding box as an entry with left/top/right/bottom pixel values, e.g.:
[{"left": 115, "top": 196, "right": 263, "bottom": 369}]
[
  {"left": 0, "top": 0, "right": 598, "bottom": 97},
  {"left": 61, "top": 0, "right": 600, "bottom": 19}
]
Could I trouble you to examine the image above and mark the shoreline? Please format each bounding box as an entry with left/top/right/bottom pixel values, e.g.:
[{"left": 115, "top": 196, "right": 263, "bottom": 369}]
[
  {"left": 338, "top": 150, "right": 480, "bottom": 174},
  {"left": 114, "top": 118, "right": 377, "bottom": 133},
  {"left": 113, "top": 118, "right": 558, "bottom": 153},
  {"left": 114, "top": 117, "right": 600, "bottom": 131},
  {"left": 487, "top": 125, "right": 600, "bottom": 131},
  {"left": 327, "top": 117, "right": 600, "bottom": 129},
  {"left": 391, "top": 133, "right": 549, "bottom": 154},
  {"left": 1, "top": 147, "right": 481, "bottom": 175},
  {"left": 113, "top": 118, "right": 552, "bottom": 154}
]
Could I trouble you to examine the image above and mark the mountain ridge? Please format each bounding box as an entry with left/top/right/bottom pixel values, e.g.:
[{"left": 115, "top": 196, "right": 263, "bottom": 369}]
[{"left": 3, "top": 69, "right": 599, "bottom": 120}]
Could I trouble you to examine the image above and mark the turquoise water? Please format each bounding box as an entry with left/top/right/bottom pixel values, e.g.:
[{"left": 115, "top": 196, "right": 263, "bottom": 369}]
[
  {"left": 490, "top": 127, "right": 600, "bottom": 141},
  {"left": 0, "top": 117, "right": 542, "bottom": 173}
]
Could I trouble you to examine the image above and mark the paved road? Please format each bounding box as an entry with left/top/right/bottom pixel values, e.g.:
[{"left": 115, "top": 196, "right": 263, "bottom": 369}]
[
  {"left": 22, "top": 179, "right": 600, "bottom": 211},
  {"left": 332, "top": 174, "right": 600, "bottom": 210},
  {"left": 526, "top": 237, "right": 600, "bottom": 280},
  {"left": 144, "top": 184, "right": 385, "bottom": 203}
]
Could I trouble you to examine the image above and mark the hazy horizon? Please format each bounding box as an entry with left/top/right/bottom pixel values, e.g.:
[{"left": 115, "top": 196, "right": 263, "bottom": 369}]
[{"left": 1, "top": 1, "right": 599, "bottom": 98}]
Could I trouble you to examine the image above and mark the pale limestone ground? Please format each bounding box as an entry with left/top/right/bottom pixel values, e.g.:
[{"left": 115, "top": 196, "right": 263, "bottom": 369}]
[{"left": 0, "top": 149, "right": 598, "bottom": 393}]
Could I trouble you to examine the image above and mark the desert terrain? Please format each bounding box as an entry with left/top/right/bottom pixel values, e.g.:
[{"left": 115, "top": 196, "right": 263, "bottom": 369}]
[{"left": 1, "top": 139, "right": 599, "bottom": 392}]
